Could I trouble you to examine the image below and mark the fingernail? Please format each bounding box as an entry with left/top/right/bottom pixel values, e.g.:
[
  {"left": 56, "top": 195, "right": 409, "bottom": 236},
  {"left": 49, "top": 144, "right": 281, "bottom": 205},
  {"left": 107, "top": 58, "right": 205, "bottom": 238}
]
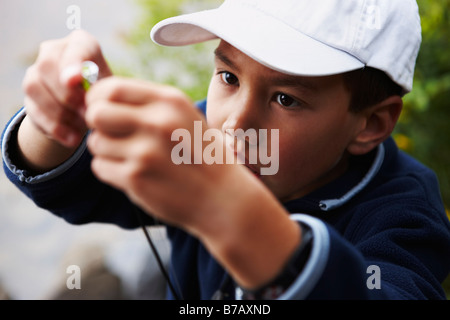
[
  {"left": 64, "top": 132, "right": 79, "bottom": 147},
  {"left": 60, "top": 64, "right": 81, "bottom": 85}
]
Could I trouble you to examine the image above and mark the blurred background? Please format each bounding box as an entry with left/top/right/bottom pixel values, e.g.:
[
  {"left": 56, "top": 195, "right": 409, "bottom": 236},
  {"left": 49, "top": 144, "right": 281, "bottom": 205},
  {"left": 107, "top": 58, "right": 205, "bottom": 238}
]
[{"left": 0, "top": 0, "right": 448, "bottom": 299}]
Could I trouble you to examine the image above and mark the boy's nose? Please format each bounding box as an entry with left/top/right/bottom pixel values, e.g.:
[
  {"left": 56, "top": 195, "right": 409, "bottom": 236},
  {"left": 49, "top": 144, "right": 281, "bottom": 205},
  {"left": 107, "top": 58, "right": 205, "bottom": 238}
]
[
  {"left": 221, "top": 96, "right": 259, "bottom": 134},
  {"left": 221, "top": 96, "right": 261, "bottom": 158}
]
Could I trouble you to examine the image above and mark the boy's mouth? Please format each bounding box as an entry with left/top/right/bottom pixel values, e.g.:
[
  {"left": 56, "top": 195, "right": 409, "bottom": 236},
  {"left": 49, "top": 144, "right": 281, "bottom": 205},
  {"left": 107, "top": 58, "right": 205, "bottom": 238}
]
[{"left": 226, "top": 135, "right": 262, "bottom": 178}]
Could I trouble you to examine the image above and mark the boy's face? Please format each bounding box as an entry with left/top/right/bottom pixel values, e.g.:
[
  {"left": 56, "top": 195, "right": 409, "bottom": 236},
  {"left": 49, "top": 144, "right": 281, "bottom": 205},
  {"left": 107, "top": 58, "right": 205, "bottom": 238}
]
[{"left": 207, "top": 41, "right": 366, "bottom": 202}]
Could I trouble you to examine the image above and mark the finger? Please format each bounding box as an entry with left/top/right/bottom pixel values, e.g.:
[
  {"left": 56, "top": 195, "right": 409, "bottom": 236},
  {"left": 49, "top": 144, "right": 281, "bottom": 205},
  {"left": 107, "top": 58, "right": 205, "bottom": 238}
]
[
  {"left": 91, "top": 156, "right": 127, "bottom": 191},
  {"left": 38, "top": 31, "right": 110, "bottom": 113},
  {"left": 60, "top": 30, "right": 111, "bottom": 83},
  {"left": 87, "top": 131, "right": 129, "bottom": 161},
  {"left": 85, "top": 100, "right": 140, "bottom": 136},
  {"left": 58, "top": 30, "right": 111, "bottom": 110},
  {"left": 86, "top": 76, "right": 188, "bottom": 106},
  {"left": 24, "top": 96, "right": 85, "bottom": 147},
  {"left": 23, "top": 68, "right": 87, "bottom": 140},
  {"left": 59, "top": 63, "right": 84, "bottom": 90},
  {"left": 23, "top": 69, "right": 86, "bottom": 130},
  {"left": 87, "top": 129, "right": 166, "bottom": 167},
  {"left": 86, "top": 77, "right": 152, "bottom": 106},
  {"left": 35, "top": 39, "right": 86, "bottom": 111},
  {"left": 24, "top": 65, "right": 81, "bottom": 125},
  {"left": 88, "top": 129, "right": 165, "bottom": 176}
]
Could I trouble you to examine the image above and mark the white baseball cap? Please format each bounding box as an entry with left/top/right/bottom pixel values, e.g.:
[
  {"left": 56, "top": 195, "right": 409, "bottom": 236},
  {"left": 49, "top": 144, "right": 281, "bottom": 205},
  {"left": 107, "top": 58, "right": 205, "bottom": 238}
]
[{"left": 151, "top": 0, "right": 422, "bottom": 93}]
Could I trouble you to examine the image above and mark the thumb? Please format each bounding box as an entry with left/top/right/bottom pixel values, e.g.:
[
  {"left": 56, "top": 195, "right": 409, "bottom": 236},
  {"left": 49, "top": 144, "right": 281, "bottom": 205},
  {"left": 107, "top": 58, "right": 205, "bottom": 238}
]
[
  {"left": 59, "top": 30, "right": 111, "bottom": 89},
  {"left": 60, "top": 62, "right": 84, "bottom": 88}
]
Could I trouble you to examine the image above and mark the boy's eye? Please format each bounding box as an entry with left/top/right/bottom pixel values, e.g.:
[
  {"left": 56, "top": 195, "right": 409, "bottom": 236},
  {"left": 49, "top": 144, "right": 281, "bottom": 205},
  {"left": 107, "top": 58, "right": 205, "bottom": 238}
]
[
  {"left": 220, "top": 71, "right": 239, "bottom": 85},
  {"left": 276, "top": 93, "right": 300, "bottom": 108}
]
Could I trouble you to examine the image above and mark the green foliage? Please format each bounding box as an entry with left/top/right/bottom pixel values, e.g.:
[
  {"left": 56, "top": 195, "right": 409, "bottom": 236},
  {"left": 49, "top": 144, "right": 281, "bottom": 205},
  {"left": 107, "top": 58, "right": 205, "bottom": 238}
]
[
  {"left": 119, "top": 0, "right": 223, "bottom": 102},
  {"left": 395, "top": 0, "right": 450, "bottom": 212},
  {"left": 394, "top": 0, "right": 450, "bottom": 297}
]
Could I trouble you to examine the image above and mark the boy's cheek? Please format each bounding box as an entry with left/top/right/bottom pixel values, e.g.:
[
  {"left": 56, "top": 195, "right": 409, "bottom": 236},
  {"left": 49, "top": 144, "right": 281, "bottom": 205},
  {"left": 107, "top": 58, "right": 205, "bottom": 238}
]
[
  {"left": 259, "top": 149, "right": 297, "bottom": 190},
  {"left": 205, "top": 89, "right": 235, "bottom": 130}
]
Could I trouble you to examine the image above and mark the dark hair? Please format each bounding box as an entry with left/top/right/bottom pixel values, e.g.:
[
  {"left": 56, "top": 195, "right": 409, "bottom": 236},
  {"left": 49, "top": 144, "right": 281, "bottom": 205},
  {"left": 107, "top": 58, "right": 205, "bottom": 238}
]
[{"left": 342, "top": 67, "right": 404, "bottom": 113}]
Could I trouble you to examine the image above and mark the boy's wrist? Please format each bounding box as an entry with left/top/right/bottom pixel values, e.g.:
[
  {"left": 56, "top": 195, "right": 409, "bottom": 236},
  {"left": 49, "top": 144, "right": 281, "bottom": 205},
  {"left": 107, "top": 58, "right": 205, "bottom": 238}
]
[
  {"left": 17, "top": 115, "right": 81, "bottom": 174},
  {"left": 239, "top": 223, "right": 313, "bottom": 299},
  {"left": 192, "top": 165, "right": 302, "bottom": 290}
]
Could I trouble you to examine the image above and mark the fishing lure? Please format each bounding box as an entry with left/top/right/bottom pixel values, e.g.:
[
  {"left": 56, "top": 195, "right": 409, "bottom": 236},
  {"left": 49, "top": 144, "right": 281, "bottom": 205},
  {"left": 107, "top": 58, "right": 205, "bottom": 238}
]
[{"left": 81, "top": 61, "right": 99, "bottom": 91}]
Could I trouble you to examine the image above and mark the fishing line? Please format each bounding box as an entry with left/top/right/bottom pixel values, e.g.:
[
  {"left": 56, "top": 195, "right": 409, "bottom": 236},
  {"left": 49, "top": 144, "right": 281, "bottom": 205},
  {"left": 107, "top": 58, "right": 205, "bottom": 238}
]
[{"left": 134, "top": 208, "right": 181, "bottom": 300}]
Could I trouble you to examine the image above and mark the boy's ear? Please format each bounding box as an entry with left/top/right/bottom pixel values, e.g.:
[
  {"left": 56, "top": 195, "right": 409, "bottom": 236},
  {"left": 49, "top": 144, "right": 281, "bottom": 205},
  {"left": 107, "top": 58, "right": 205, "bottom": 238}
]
[{"left": 347, "top": 96, "right": 403, "bottom": 156}]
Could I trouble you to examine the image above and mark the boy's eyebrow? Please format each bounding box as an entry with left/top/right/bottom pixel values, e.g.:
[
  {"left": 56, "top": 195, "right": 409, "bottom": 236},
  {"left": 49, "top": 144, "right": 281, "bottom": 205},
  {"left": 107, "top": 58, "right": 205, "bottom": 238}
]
[{"left": 214, "top": 48, "right": 240, "bottom": 71}]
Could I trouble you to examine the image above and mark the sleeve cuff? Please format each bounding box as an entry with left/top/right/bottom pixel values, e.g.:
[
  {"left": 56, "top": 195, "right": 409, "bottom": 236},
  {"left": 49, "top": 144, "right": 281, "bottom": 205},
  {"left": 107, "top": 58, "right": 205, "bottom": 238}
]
[
  {"left": 2, "top": 108, "right": 89, "bottom": 184},
  {"left": 235, "top": 214, "right": 330, "bottom": 300},
  {"left": 277, "top": 214, "right": 330, "bottom": 300}
]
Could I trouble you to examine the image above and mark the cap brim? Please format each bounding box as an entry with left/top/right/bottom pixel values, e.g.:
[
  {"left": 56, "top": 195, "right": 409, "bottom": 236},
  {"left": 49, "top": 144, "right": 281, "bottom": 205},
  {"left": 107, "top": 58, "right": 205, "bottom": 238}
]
[{"left": 151, "top": 5, "right": 364, "bottom": 77}]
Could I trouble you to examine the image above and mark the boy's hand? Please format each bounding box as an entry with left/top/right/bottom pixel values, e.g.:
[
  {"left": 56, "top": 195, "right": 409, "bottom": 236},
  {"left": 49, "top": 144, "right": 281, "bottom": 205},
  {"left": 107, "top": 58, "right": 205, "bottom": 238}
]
[
  {"left": 21, "top": 30, "right": 112, "bottom": 148},
  {"left": 85, "top": 76, "right": 231, "bottom": 230}
]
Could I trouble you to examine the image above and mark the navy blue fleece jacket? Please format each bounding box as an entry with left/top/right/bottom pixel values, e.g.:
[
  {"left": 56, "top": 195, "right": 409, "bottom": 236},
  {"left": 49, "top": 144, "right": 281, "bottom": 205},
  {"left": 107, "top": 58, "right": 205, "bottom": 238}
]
[{"left": 2, "top": 103, "right": 450, "bottom": 299}]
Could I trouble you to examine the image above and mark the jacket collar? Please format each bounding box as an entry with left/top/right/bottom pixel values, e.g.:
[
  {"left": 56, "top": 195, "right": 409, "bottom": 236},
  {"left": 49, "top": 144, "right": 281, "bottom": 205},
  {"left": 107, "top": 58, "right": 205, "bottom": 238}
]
[{"left": 284, "top": 139, "right": 389, "bottom": 214}]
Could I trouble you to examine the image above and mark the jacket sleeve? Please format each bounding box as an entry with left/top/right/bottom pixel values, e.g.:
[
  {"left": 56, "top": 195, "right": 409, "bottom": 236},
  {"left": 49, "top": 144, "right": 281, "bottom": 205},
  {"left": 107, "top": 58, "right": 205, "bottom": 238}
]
[
  {"left": 1, "top": 107, "right": 153, "bottom": 229},
  {"left": 278, "top": 206, "right": 450, "bottom": 300}
]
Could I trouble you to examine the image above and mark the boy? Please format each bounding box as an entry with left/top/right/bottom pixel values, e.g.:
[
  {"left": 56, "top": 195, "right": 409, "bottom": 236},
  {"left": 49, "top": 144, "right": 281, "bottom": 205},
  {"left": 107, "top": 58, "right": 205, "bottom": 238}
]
[{"left": 2, "top": 0, "right": 450, "bottom": 300}]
